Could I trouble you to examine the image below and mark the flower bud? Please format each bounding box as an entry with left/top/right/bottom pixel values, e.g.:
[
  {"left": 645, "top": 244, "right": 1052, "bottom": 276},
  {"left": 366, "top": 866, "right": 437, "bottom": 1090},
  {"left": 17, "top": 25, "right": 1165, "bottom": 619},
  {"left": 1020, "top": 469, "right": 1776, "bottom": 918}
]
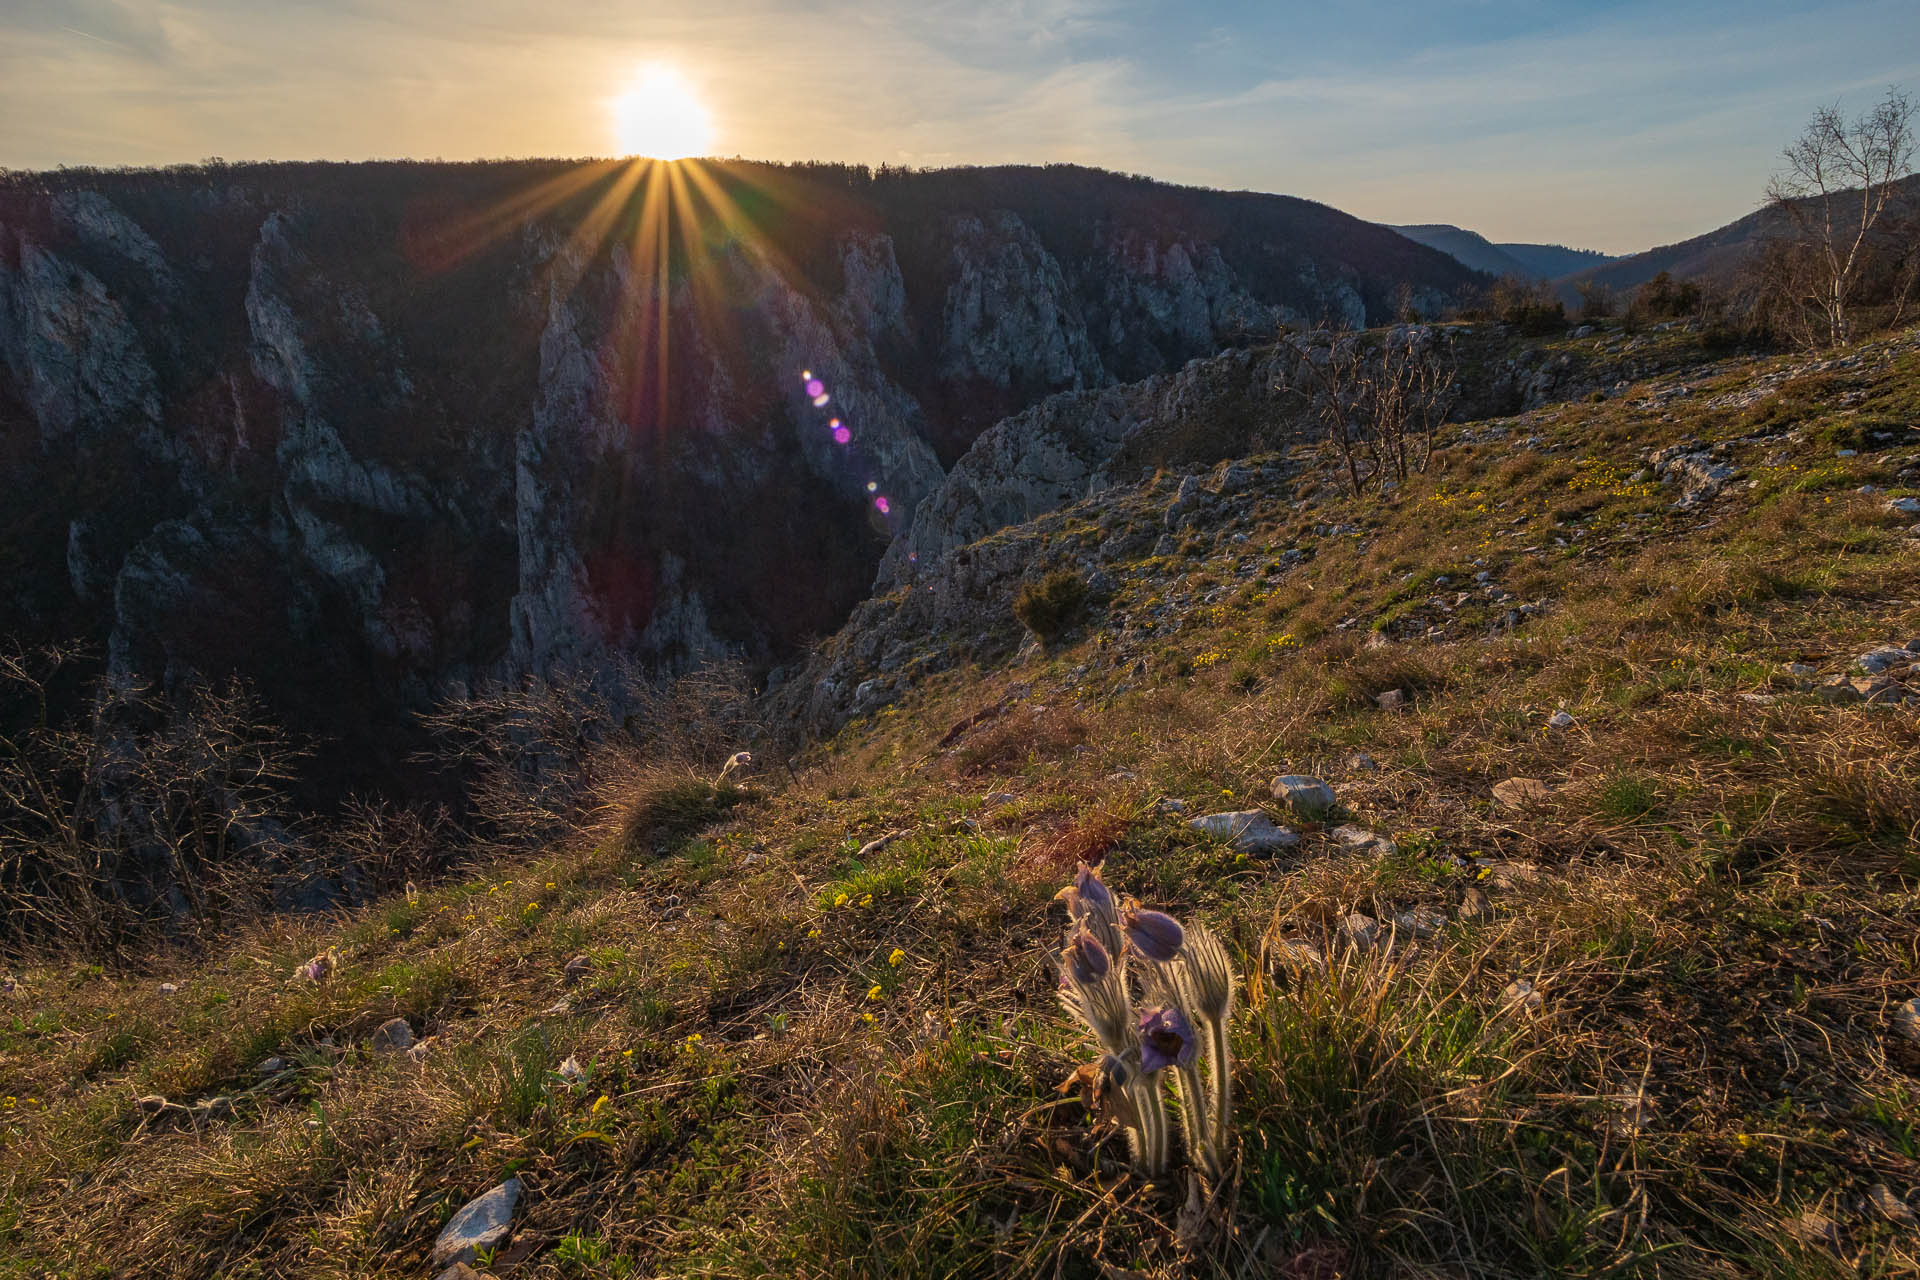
[
  {"left": 1073, "top": 862, "right": 1115, "bottom": 919},
  {"left": 1123, "top": 907, "right": 1184, "bottom": 963},
  {"left": 1063, "top": 928, "right": 1111, "bottom": 986}
]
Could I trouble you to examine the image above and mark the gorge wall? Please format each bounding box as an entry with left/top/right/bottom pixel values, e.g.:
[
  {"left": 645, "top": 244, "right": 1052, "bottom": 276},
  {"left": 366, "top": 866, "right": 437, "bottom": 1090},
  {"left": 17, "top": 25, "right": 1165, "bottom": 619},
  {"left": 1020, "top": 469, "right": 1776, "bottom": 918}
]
[{"left": 0, "top": 159, "right": 1482, "bottom": 793}]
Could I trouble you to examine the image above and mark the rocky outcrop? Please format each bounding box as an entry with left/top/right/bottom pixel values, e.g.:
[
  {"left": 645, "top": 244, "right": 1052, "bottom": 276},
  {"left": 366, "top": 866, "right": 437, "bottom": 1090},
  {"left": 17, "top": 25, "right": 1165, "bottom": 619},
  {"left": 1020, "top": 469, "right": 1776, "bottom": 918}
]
[
  {"left": 877, "top": 343, "right": 1306, "bottom": 587},
  {"left": 939, "top": 211, "right": 1108, "bottom": 392}
]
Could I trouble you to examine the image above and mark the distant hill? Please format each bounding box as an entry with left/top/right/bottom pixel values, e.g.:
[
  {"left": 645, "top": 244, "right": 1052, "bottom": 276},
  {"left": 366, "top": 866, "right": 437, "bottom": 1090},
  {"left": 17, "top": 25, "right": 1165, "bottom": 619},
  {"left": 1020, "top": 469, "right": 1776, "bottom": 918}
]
[
  {"left": 1391, "top": 224, "right": 1614, "bottom": 281},
  {"left": 1498, "top": 241, "right": 1614, "bottom": 279},
  {"left": 1390, "top": 225, "right": 1530, "bottom": 277},
  {"left": 1559, "top": 172, "right": 1920, "bottom": 300}
]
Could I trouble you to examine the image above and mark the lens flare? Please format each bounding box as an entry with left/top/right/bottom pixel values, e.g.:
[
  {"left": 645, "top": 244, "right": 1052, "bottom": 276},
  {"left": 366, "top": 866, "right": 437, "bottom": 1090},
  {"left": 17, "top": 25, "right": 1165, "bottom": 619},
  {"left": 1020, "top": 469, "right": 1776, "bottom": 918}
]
[
  {"left": 874, "top": 496, "right": 891, "bottom": 514},
  {"left": 832, "top": 426, "right": 851, "bottom": 444},
  {"left": 805, "top": 378, "right": 825, "bottom": 398}
]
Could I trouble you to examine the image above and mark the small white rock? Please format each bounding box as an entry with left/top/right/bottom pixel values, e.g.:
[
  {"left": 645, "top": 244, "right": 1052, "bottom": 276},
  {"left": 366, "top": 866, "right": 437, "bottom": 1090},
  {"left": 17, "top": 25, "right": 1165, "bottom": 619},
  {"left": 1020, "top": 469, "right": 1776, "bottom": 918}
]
[
  {"left": 1893, "top": 997, "right": 1920, "bottom": 1044},
  {"left": 369, "top": 1018, "right": 414, "bottom": 1054},
  {"left": 431, "top": 1178, "right": 523, "bottom": 1268},
  {"left": 1188, "top": 810, "right": 1300, "bottom": 853},
  {"left": 1502, "top": 979, "right": 1543, "bottom": 1013},
  {"left": 1271, "top": 775, "right": 1336, "bottom": 817},
  {"left": 1868, "top": 1183, "right": 1917, "bottom": 1227},
  {"left": 1547, "top": 709, "right": 1576, "bottom": 730}
]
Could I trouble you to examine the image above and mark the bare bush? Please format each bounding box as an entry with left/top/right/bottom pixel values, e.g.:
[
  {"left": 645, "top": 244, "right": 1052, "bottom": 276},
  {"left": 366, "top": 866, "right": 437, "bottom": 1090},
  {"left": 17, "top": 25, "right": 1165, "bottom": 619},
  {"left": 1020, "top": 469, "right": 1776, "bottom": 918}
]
[
  {"left": 1576, "top": 280, "right": 1616, "bottom": 321},
  {"left": 0, "top": 646, "right": 301, "bottom": 956},
  {"left": 1279, "top": 326, "right": 1459, "bottom": 497},
  {"left": 418, "top": 658, "right": 767, "bottom": 854},
  {"left": 1762, "top": 86, "right": 1917, "bottom": 346}
]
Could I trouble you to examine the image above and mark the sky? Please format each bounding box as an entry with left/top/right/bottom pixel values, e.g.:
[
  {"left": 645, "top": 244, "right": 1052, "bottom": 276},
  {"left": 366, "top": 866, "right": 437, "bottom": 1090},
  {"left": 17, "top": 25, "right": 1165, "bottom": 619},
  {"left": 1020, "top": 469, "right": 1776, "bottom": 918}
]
[{"left": 2, "top": 0, "right": 1917, "bottom": 254}]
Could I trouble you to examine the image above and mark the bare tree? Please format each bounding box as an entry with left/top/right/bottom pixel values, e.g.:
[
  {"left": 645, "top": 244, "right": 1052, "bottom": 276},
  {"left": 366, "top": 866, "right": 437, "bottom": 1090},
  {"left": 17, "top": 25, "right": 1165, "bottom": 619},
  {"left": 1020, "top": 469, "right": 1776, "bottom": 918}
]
[
  {"left": 1766, "top": 86, "right": 1917, "bottom": 346},
  {"left": 1278, "top": 324, "right": 1458, "bottom": 497}
]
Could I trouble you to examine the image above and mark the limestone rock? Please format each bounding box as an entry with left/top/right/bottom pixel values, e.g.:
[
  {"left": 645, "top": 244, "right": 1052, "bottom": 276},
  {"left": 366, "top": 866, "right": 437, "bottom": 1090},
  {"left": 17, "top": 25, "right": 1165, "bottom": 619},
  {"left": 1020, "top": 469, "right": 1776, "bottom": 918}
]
[
  {"left": 1817, "top": 677, "right": 1864, "bottom": 705},
  {"left": 1868, "top": 1183, "right": 1917, "bottom": 1227},
  {"left": 1339, "top": 913, "right": 1380, "bottom": 952},
  {"left": 1893, "top": 997, "right": 1920, "bottom": 1044},
  {"left": 1650, "top": 445, "right": 1736, "bottom": 507},
  {"left": 1330, "top": 824, "right": 1395, "bottom": 856},
  {"left": 435, "top": 1264, "right": 494, "bottom": 1280},
  {"left": 1491, "top": 777, "right": 1552, "bottom": 809},
  {"left": 1394, "top": 906, "right": 1448, "bottom": 938},
  {"left": 431, "top": 1178, "right": 523, "bottom": 1268},
  {"left": 1856, "top": 645, "right": 1917, "bottom": 674},
  {"left": 1188, "top": 810, "right": 1300, "bottom": 853},
  {"left": 369, "top": 1018, "right": 414, "bottom": 1054},
  {"left": 1270, "top": 775, "right": 1336, "bottom": 818}
]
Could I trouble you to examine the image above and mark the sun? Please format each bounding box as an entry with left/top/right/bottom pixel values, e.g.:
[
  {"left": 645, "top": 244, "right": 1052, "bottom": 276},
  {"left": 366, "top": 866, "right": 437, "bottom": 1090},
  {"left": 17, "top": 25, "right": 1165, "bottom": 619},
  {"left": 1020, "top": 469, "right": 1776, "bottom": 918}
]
[{"left": 609, "top": 66, "right": 715, "bottom": 160}]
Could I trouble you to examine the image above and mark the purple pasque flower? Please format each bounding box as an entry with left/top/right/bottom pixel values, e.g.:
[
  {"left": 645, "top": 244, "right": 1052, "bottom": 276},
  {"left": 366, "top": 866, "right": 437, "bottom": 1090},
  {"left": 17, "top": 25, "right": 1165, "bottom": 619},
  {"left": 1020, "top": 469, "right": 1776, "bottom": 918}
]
[
  {"left": 1062, "top": 928, "right": 1111, "bottom": 986},
  {"left": 1122, "top": 906, "right": 1184, "bottom": 963},
  {"left": 1073, "top": 862, "right": 1115, "bottom": 918},
  {"left": 1137, "top": 1005, "right": 1198, "bottom": 1073}
]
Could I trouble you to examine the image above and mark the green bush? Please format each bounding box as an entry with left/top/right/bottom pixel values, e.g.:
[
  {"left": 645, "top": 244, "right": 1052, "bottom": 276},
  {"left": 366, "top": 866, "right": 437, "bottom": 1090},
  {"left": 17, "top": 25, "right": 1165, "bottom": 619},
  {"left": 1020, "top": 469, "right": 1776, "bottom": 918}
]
[{"left": 1013, "top": 570, "right": 1090, "bottom": 645}]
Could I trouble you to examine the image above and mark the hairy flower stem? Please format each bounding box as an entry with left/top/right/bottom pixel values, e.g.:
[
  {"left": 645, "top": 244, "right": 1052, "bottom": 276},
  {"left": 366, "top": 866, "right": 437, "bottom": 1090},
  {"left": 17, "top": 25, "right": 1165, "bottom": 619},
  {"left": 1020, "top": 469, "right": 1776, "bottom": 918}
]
[
  {"left": 1201, "top": 1016, "right": 1232, "bottom": 1163},
  {"left": 1173, "top": 1061, "right": 1221, "bottom": 1180},
  {"left": 1128, "top": 1076, "right": 1170, "bottom": 1175}
]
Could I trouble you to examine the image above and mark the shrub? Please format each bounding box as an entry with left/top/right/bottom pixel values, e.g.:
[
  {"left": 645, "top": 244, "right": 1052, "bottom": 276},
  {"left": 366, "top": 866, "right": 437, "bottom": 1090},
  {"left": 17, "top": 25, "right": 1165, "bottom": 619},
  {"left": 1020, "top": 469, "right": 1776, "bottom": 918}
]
[
  {"left": 1481, "top": 276, "right": 1566, "bottom": 335},
  {"left": 1629, "top": 270, "right": 1701, "bottom": 322},
  {"left": 1013, "top": 570, "right": 1090, "bottom": 644}
]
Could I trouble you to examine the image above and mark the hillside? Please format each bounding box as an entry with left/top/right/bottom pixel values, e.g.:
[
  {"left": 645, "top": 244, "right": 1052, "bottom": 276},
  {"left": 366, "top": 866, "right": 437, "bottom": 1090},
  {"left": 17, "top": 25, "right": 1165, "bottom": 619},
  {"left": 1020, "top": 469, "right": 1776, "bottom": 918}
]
[
  {"left": 1390, "top": 224, "right": 1613, "bottom": 281},
  {"left": 4, "top": 319, "right": 1917, "bottom": 1278},
  {"left": 1559, "top": 173, "right": 1920, "bottom": 301},
  {"left": 0, "top": 160, "right": 1483, "bottom": 800}
]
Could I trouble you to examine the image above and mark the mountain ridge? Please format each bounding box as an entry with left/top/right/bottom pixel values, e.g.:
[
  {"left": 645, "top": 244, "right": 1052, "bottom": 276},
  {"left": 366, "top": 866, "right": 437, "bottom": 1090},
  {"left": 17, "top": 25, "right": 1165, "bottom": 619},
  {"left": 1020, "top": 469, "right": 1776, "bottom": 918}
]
[{"left": 1389, "top": 223, "right": 1614, "bottom": 281}]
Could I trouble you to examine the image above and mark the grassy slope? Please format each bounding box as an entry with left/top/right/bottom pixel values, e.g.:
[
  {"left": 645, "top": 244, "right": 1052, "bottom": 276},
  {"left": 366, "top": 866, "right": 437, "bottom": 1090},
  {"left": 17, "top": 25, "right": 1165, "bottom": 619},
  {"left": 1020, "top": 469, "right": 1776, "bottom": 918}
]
[{"left": 3, "top": 324, "right": 1920, "bottom": 1280}]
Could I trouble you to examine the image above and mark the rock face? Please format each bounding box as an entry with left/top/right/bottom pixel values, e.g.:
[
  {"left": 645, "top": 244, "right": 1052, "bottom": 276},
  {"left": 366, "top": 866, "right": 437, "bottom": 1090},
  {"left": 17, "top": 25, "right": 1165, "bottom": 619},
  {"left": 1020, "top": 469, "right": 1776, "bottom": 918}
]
[
  {"left": 0, "top": 160, "right": 1479, "bottom": 798},
  {"left": 877, "top": 343, "right": 1301, "bottom": 588}
]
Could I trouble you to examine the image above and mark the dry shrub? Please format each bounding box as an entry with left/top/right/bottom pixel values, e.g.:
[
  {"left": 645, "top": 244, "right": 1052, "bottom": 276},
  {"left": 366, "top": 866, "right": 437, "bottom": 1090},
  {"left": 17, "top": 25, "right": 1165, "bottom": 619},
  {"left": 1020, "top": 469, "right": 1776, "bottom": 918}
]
[
  {"left": 594, "top": 761, "right": 750, "bottom": 858},
  {"left": 1016, "top": 793, "right": 1139, "bottom": 880},
  {"left": 1, "top": 645, "right": 304, "bottom": 958},
  {"left": 1296, "top": 635, "right": 1451, "bottom": 713},
  {"left": 1781, "top": 717, "right": 1920, "bottom": 852},
  {"left": 422, "top": 658, "right": 765, "bottom": 853},
  {"left": 946, "top": 705, "right": 1089, "bottom": 777},
  {"left": 323, "top": 798, "right": 454, "bottom": 898}
]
